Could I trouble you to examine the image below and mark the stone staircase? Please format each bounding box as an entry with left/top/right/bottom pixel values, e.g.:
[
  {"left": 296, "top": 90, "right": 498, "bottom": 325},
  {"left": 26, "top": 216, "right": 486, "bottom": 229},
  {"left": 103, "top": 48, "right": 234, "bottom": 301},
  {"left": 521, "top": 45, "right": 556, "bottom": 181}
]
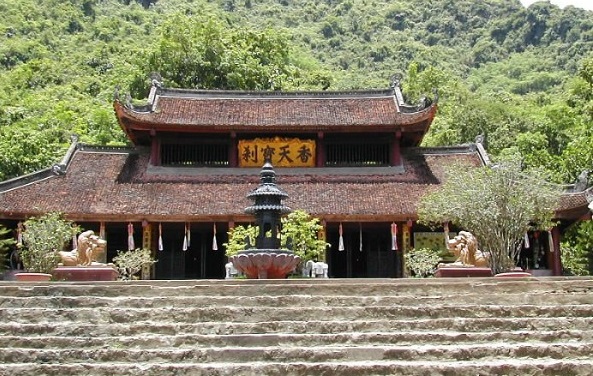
[{"left": 0, "top": 277, "right": 593, "bottom": 375}]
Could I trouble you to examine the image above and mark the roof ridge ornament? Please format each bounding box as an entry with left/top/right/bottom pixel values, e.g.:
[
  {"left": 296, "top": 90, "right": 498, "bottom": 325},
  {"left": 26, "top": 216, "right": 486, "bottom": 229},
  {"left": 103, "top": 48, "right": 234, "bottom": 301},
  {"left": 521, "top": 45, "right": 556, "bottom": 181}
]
[
  {"left": 574, "top": 170, "right": 590, "bottom": 192},
  {"left": 389, "top": 73, "right": 402, "bottom": 90},
  {"left": 51, "top": 135, "right": 79, "bottom": 176},
  {"left": 473, "top": 134, "right": 491, "bottom": 166}
]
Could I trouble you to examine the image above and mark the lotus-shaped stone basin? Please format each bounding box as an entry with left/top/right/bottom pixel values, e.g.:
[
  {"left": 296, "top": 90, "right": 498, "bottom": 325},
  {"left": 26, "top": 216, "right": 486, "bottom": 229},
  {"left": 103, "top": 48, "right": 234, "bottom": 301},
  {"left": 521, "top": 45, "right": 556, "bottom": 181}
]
[{"left": 230, "top": 250, "right": 300, "bottom": 279}]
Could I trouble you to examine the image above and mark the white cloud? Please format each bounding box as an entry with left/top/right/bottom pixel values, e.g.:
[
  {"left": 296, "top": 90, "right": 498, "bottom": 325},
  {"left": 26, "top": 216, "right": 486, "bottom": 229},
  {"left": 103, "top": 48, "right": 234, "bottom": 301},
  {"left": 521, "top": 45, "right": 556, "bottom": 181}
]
[{"left": 520, "top": 0, "right": 593, "bottom": 10}]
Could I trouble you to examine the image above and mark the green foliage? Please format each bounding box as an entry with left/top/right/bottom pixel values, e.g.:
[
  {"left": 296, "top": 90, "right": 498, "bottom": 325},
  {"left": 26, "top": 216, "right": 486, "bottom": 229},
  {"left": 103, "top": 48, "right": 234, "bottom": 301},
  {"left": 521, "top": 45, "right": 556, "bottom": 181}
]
[
  {"left": 418, "top": 156, "right": 562, "bottom": 275},
  {"left": 141, "top": 13, "right": 329, "bottom": 90},
  {"left": 0, "top": 226, "right": 15, "bottom": 272},
  {"left": 404, "top": 248, "right": 441, "bottom": 278},
  {"left": 224, "top": 224, "right": 258, "bottom": 257},
  {"left": 20, "top": 212, "right": 78, "bottom": 274},
  {"left": 560, "top": 221, "right": 593, "bottom": 276},
  {"left": 0, "top": 125, "right": 70, "bottom": 180},
  {"left": 224, "top": 210, "right": 329, "bottom": 262},
  {"left": 280, "top": 209, "right": 329, "bottom": 262},
  {"left": 113, "top": 248, "right": 157, "bottom": 281}
]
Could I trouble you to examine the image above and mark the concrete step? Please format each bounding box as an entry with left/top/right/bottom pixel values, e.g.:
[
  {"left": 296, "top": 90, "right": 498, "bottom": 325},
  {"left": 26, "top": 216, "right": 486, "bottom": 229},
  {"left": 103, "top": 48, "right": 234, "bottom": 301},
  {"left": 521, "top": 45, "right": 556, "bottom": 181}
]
[
  {"left": 1, "top": 277, "right": 592, "bottom": 375},
  {"left": 1, "top": 277, "right": 592, "bottom": 298},
  {"left": 2, "top": 304, "right": 593, "bottom": 324},
  {"left": 2, "top": 317, "right": 592, "bottom": 336},
  {"left": 2, "top": 330, "right": 593, "bottom": 349},
  {"left": 2, "top": 358, "right": 593, "bottom": 376},
  {"left": 2, "top": 292, "right": 593, "bottom": 308},
  {"left": 2, "top": 342, "right": 593, "bottom": 364}
]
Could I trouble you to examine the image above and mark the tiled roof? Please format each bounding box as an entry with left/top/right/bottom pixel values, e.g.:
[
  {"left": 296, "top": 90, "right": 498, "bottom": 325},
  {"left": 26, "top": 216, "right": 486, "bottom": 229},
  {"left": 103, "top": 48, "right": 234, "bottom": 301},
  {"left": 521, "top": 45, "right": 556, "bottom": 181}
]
[
  {"left": 133, "top": 96, "right": 401, "bottom": 127},
  {"left": 0, "top": 146, "right": 483, "bottom": 222},
  {"left": 555, "top": 188, "right": 593, "bottom": 219},
  {"left": 115, "top": 88, "right": 437, "bottom": 133}
]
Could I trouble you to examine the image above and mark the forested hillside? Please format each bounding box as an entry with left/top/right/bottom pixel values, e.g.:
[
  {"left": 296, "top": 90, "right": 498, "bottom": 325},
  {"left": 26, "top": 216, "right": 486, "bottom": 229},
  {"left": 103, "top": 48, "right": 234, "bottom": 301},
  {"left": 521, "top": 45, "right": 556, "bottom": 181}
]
[{"left": 1, "top": 0, "right": 593, "bottom": 185}]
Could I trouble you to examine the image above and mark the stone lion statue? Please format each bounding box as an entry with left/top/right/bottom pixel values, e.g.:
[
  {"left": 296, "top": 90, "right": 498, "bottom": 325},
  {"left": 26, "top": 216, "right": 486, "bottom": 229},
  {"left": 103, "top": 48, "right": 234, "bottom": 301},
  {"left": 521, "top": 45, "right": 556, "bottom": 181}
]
[
  {"left": 302, "top": 260, "right": 329, "bottom": 278},
  {"left": 59, "top": 230, "right": 107, "bottom": 266},
  {"left": 225, "top": 261, "right": 240, "bottom": 279},
  {"left": 444, "top": 230, "right": 489, "bottom": 268}
]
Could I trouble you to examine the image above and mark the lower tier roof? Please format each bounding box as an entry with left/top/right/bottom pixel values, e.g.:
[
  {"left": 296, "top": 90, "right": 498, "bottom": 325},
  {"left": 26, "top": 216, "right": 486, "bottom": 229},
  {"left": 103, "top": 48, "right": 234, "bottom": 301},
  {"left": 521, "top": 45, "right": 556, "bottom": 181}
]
[{"left": 0, "top": 144, "right": 585, "bottom": 223}]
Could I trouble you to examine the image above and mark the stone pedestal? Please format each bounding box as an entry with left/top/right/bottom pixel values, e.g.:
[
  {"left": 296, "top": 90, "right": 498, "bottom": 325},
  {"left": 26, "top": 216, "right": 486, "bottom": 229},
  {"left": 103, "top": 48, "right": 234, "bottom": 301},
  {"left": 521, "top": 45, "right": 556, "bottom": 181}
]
[
  {"left": 494, "top": 271, "right": 532, "bottom": 278},
  {"left": 53, "top": 265, "right": 118, "bottom": 281},
  {"left": 231, "top": 250, "right": 300, "bottom": 279},
  {"left": 526, "top": 269, "right": 553, "bottom": 277},
  {"left": 14, "top": 273, "right": 52, "bottom": 282},
  {"left": 435, "top": 267, "right": 493, "bottom": 278}
]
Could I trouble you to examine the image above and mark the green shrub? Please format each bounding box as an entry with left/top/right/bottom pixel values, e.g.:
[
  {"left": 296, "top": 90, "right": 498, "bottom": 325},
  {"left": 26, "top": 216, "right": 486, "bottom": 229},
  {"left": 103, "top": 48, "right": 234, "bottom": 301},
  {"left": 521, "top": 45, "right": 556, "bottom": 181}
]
[
  {"left": 113, "top": 248, "right": 157, "bottom": 281},
  {"left": 224, "top": 210, "right": 329, "bottom": 263},
  {"left": 0, "top": 226, "right": 15, "bottom": 272},
  {"left": 404, "top": 247, "right": 441, "bottom": 278},
  {"left": 20, "top": 212, "right": 78, "bottom": 274}
]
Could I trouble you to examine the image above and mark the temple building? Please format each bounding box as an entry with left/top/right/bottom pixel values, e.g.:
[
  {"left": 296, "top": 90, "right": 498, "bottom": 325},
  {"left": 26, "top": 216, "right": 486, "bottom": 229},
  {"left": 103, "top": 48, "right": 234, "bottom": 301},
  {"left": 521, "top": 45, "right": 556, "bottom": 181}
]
[{"left": 0, "top": 81, "right": 590, "bottom": 278}]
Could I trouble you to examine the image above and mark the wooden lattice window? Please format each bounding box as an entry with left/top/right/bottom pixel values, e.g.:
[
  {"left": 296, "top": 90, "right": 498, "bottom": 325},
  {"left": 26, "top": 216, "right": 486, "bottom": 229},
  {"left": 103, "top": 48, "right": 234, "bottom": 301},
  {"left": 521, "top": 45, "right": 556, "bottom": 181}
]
[
  {"left": 161, "top": 143, "right": 229, "bottom": 167},
  {"left": 325, "top": 141, "right": 390, "bottom": 167}
]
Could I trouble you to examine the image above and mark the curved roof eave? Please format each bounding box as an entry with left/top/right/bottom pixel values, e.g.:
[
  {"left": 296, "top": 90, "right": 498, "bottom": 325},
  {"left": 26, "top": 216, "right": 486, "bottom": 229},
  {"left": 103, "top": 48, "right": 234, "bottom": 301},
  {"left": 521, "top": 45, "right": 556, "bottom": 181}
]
[{"left": 113, "top": 100, "right": 436, "bottom": 134}]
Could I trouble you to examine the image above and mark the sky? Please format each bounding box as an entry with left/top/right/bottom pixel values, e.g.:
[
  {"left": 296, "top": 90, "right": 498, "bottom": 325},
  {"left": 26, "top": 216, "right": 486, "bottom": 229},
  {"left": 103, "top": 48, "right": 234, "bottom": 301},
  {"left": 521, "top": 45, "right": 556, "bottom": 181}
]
[{"left": 520, "top": 0, "right": 593, "bottom": 10}]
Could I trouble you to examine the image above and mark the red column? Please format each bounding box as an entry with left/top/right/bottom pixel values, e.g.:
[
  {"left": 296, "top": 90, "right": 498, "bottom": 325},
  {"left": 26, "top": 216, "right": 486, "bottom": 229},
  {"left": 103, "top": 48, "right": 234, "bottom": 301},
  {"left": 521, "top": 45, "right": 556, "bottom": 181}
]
[
  {"left": 550, "top": 227, "right": 562, "bottom": 276},
  {"left": 316, "top": 131, "right": 325, "bottom": 167},
  {"left": 391, "top": 130, "right": 401, "bottom": 167},
  {"left": 150, "top": 133, "right": 160, "bottom": 166},
  {"left": 229, "top": 132, "right": 238, "bottom": 167}
]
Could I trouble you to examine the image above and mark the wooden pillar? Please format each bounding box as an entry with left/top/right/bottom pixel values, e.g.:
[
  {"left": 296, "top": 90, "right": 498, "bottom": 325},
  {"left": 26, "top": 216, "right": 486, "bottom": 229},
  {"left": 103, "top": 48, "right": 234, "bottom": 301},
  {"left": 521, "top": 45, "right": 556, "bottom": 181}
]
[
  {"left": 403, "top": 220, "right": 412, "bottom": 251},
  {"left": 316, "top": 131, "right": 325, "bottom": 167},
  {"left": 550, "top": 227, "right": 562, "bottom": 276},
  {"left": 319, "top": 220, "right": 327, "bottom": 262},
  {"left": 323, "top": 220, "right": 332, "bottom": 275},
  {"left": 97, "top": 222, "right": 107, "bottom": 264},
  {"left": 201, "top": 228, "right": 207, "bottom": 279},
  {"left": 227, "top": 221, "right": 235, "bottom": 261},
  {"left": 150, "top": 130, "right": 161, "bottom": 166},
  {"left": 346, "top": 237, "right": 352, "bottom": 278},
  {"left": 142, "top": 222, "right": 152, "bottom": 280},
  {"left": 229, "top": 132, "right": 238, "bottom": 167},
  {"left": 391, "top": 130, "right": 401, "bottom": 167}
]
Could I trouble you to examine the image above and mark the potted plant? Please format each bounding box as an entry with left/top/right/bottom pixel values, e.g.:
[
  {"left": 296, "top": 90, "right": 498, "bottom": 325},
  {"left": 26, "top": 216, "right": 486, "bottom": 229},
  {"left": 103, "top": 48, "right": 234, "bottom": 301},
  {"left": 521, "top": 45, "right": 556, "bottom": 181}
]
[
  {"left": 404, "top": 247, "right": 442, "bottom": 278},
  {"left": 16, "top": 212, "right": 78, "bottom": 281},
  {"left": 112, "top": 248, "right": 157, "bottom": 281},
  {"left": 224, "top": 210, "right": 330, "bottom": 277}
]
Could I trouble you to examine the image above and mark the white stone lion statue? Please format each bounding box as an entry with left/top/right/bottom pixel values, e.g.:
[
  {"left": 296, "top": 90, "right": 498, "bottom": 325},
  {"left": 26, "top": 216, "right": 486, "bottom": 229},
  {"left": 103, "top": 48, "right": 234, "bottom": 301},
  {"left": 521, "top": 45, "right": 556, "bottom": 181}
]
[
  {"left": 225, "top": 261, "right": 240, "bottom": 279},
  {"left": 59, "top": 230, "right": 107, "bottom": 266},
  {"left": 302, "top": 260, "right": 329, "bottom": 278}
]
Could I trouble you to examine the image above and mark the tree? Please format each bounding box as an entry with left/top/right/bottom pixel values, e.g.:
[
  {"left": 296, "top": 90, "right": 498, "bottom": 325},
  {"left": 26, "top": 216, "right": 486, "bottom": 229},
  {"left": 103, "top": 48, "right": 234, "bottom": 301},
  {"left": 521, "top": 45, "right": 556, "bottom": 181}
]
[
  {"left": 0, "top": 226, "right": 15, "bottom": 272},
  {"left": 224, "top": 224, "right": 258, "bottom": 257},
  {"left": 224, "top": 209, "right": 329, "bottom": 263},
  {"left": 280, "top": 209, "right": 329, "bottom": 263},
  {"left": 404, "top": 247, "right": 442, "bottom": 278},
  {"left": 560, "top": 221, "right": 593, "bottom": 276},
  {"left": 140, "top": 14, "right": 328, "bottom": 91},
  {"left": 20, "top": 212, "right": 79, "bottom": 274},
  {"left": 113, "top": 248, "right": 157, "bottom": 281},
  {"left": 417, "top": 157, "right": 562, "bottom": 275}
]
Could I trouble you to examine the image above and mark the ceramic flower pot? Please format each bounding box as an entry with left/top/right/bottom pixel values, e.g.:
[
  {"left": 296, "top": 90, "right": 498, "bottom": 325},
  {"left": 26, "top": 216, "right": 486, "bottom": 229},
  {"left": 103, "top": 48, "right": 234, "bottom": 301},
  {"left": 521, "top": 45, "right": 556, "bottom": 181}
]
[{"left": 14, "top": 272, "right": 53, "bottom": 282}]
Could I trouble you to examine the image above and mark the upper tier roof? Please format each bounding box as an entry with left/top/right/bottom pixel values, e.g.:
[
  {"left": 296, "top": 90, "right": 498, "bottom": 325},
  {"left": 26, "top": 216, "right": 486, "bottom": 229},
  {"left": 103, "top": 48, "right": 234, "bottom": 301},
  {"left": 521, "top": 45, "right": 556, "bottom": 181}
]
[{"left": 114, "top": 84, "right": 437, "bottom": 146}]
